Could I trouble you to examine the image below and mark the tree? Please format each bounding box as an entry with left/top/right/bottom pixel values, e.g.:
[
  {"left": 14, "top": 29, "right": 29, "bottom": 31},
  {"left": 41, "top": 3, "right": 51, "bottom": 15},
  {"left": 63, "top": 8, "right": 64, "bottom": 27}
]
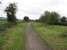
[
  {"left": 59, "top": 16, "right": 67, "bottom": 25},
  {"left": 39, "top": 15, "right": 45, "bottom": 22},
  {"left": 48, "top": 12, "right": 60, "bottom": 24},
  {"left": 39, "top": 11, "right": 60, "bottom": 25},
  {"left": 5, "top": 3, "right": 17, "bottom": 24},
  {"left": 23, "top": 16, "right": 29, "bottom": 22},
  {"left": 39, "top": 11, "right": 50, "bottom": 23},
  {"left": 61, "top": 16, "right": 67, "bottom": 22}
]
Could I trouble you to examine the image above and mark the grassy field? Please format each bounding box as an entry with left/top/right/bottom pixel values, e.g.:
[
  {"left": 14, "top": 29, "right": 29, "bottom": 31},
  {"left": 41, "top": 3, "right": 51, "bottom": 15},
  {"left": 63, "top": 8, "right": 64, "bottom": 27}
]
[
  {"left": 0, "top": 23, "right": 27, "bottom": 50},
  {"left": 33, "top": 22, "right": 67, "bottom": 50}
]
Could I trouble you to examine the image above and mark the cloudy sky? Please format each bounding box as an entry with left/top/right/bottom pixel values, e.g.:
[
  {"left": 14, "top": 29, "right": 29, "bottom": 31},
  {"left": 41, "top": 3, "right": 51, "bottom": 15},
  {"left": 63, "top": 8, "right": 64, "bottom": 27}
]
[{"left": 0, "top": 0, "right": 67, "bottom": 19}]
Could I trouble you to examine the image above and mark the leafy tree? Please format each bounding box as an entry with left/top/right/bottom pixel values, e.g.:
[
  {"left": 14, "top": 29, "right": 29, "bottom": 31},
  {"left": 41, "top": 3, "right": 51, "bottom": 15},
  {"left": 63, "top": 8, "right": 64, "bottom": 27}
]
[
  {"left": 39, "top": 11, "right": 60, "bottom": 25},
  {"left": 39, "top": 11, "right": 50, "bottom": 23},
  {"left": 39, "top": 15, "right": 45, "bottom": 22},
  {"left": 5, "top": 3, "right": 17, "bottom": 24},
  {"left": 23, "top": 16, "right": 29, "bottom": 22},
  {"left": 48, "top": 12, "right": 60, "bottom": 24},
  {"left": 58, "top": 16, "right": 67, "bottom": 26},
  {"left": 61, "top": 16, "right": 67, "bottom": 22}
]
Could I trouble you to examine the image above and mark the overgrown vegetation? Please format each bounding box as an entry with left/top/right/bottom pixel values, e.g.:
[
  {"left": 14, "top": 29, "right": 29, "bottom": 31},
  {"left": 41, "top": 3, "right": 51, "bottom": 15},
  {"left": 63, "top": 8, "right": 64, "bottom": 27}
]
[
  {"left": 0, "top": 3, "right": 27, "bottom": 50},
  {"left": 0, "top": 20, "right": 8, "bottom": 49},
  {"left": 33, "top": 23, "right": 67, "bottom": 50},
  {"left": 2, "top": 23, "right": 26, "bottom": 50}
]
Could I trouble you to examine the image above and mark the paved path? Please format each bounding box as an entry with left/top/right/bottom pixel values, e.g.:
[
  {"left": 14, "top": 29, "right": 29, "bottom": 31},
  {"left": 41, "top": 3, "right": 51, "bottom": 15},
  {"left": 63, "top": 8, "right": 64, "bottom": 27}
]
[{"left": 25, "top": 23, "right": 51, "bottom": 50}]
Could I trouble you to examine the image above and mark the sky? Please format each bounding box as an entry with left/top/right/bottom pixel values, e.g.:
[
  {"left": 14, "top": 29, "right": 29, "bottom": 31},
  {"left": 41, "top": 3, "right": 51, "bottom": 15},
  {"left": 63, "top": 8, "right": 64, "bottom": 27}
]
[{"left": 0, "top": 0, "right": 67, "bottom": 20}]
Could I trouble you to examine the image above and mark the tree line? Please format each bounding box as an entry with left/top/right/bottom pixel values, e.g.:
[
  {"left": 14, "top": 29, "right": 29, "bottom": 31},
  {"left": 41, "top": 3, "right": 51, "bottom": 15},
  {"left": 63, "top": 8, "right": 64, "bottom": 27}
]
[
  {"left": 38, "top": 11, "right": 67, "bottom": 26},
  {"left": 3, "top": 3, "right": 67, "bottom": 26}
]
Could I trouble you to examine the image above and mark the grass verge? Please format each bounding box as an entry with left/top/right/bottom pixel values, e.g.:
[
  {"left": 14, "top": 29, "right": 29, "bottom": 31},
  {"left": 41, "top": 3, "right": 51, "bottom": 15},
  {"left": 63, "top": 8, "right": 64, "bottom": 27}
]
[
  {"left": 33, "top": 22, "right": 67, "bottom": 50},
  {"left": 2, "top": 23, "right": 26, "bottom": 50}
]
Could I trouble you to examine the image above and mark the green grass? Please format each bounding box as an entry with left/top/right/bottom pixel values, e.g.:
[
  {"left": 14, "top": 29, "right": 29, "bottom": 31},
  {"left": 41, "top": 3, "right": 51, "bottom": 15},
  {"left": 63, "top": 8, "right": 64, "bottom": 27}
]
[
  {"left": 0, "top": 20, "right": 7, "bottom": 24},
  {"left": 33, "top": 22, "right": 67, "bottom": 50},
  {"left": 2, "top": 23, "right": 27, "bottom": 50},
  {"left": 0, "top": 20, "right": 8, "bottom": 49},
  {"left": 0, "top": 33, "right": 6, "bottom": 48}
]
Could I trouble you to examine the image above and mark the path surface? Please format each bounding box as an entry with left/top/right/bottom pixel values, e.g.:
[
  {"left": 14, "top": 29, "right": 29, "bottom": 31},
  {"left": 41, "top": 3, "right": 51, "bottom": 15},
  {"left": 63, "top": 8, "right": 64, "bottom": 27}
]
[{"left": 25, "top": 23, "right": 51, "bottom": 50}]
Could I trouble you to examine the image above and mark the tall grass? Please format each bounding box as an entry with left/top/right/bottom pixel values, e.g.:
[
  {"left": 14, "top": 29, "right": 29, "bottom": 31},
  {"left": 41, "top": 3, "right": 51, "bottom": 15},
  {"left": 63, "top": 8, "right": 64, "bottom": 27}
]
[
  {"left": 2, "top": 23, "right": 26, "bottom": 50},
  {"left": 0, "top": 20, "right": 8, "bottom": 49},
  {"left": 33, "top": 22, "right": 67, "bottom": 50}
]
